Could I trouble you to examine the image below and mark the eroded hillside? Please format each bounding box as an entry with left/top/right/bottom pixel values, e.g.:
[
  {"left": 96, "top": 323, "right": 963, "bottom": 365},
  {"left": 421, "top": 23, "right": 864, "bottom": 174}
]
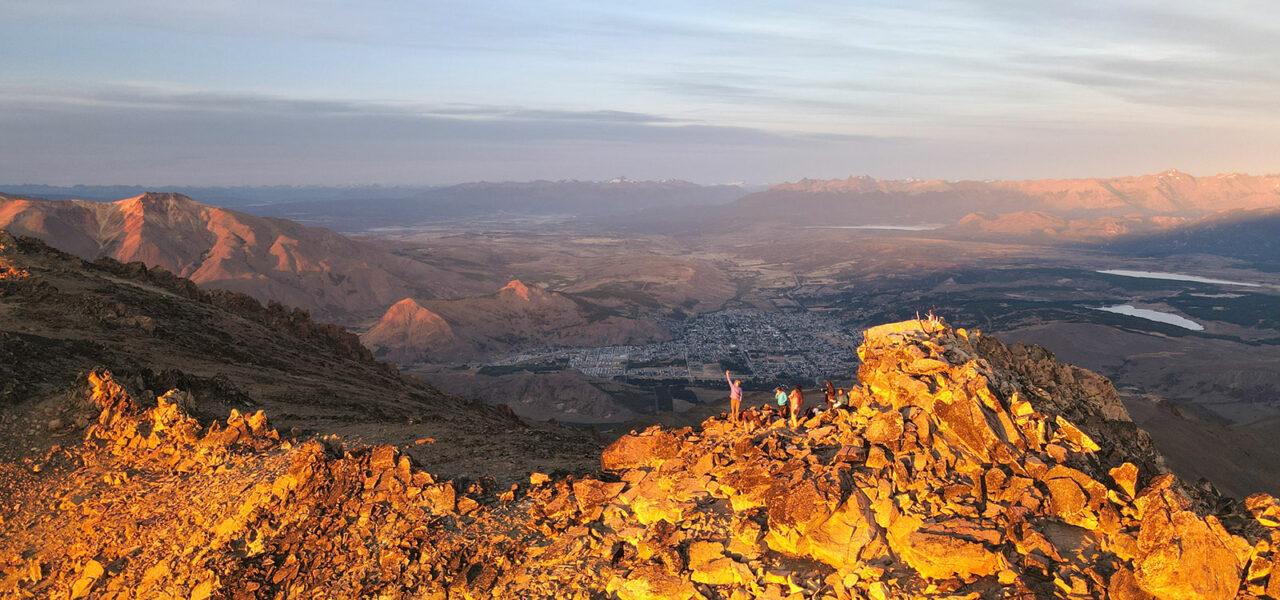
[
  {"left": 4, "top": 318, "right": 1278, "bottom": 599},
  {"left": 362, "top": 280, "right": 671, "bottom": 364},
  {"left": 0, "top": 230, "right": 598, "bottom": 479},
  {"left": 0, "top": 193, "right": 489, "bottom": 321}
]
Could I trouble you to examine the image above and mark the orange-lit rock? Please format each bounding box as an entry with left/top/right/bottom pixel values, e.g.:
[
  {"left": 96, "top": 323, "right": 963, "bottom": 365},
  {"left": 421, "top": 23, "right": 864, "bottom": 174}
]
[
  {"left": 5, "top": 317, "right": 1280, "bottom": 599},
  {"left": 601, "top": 427, "right": 681, "bottom": 471}
]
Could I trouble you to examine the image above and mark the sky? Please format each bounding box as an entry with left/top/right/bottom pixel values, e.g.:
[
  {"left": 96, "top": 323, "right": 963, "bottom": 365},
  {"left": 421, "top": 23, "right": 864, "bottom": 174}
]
[{"left": 1, "top": 0, "right": 1278, "bottom": 185}]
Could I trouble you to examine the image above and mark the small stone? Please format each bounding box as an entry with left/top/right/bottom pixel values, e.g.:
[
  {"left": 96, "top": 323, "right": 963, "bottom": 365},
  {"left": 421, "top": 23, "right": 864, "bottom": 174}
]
[
  {"left": 1110, "top": 463, "right": 1139, "bottom": 499},
  {"left": 69, "top": 560, "right": 105, "bottom": 599},
  {"left": 864, "top": 412, "right": 904, "bottom": 445}
]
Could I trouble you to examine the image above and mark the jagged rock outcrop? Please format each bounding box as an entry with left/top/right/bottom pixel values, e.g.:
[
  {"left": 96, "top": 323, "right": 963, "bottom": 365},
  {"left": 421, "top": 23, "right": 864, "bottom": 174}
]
[{"left": 5, "top": 319, "right": 1279, "bottom": 598}]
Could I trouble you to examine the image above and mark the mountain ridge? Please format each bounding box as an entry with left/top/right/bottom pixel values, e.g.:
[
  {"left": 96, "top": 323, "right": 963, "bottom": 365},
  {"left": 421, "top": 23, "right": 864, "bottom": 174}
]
[
  {"left": 0, "top": 192, "right": 491, "bottom": 321},
  {"left": 251, "top": 179, "right": 751, "bottom": 230},
  {"left": 723, "top": 170, "right": 1280, "bottom": 229}
]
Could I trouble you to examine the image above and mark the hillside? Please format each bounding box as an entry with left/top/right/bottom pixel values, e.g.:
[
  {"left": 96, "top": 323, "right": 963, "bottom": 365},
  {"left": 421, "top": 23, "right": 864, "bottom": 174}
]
[
  {"left": 0, "top": 230, "right": 598, "bottom": 478},
  {"left": 5, "top": 316, "right": 1279, "bottom": 598},
  {"left": 362, "top": 280, "right": 670, "bottom": 364},
  {"left": 0, "top": 192, "right": 490, "bottom": 321},
  {"left": 947, "top": 211, "right": 1192, "bottom": 242},
  {"left": 1103, "top": 207, "right": 1280, "bottom": 268}
]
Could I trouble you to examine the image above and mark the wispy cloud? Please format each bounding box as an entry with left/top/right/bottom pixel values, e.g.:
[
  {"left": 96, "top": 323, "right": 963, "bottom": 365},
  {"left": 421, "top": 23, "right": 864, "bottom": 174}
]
[
  {"left": 0, "top": 87, "right": 903, "bottom": 185},
  {"left": 0, "top": 87, "right": 690, "bottom": 125}
]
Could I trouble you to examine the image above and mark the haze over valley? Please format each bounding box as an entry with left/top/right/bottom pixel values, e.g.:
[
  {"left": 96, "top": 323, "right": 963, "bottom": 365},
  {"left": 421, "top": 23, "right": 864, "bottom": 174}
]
[{"left": 6, "top": 170, "right": 1280, "bottom": 496}]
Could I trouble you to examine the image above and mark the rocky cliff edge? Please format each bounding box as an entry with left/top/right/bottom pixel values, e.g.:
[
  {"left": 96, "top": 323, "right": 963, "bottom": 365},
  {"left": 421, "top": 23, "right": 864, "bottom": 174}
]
[{"left": 4, "top": 318, "right": 1279, "bottom": 599}]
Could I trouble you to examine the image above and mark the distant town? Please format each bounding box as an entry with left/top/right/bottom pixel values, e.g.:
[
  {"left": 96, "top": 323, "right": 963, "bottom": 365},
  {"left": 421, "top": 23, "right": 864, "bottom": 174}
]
[{"left": 489, "top": 310, "right": 863, "bottom": 387}]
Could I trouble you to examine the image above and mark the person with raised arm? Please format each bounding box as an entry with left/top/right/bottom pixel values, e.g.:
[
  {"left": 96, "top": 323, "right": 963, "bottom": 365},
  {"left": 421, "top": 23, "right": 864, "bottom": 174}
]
[{"left": 725, "top": 370, "right": 743, "bottom": 422}]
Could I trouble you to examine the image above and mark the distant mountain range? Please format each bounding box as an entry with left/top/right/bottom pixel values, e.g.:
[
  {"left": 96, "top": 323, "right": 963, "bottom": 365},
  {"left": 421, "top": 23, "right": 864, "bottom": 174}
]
[
  {"left": 250, "top": 179, "right": 752, "bottom": 231},
  {"left": 0, "top": 184, "right": 408, "bottom": 209},
  {"left": 701, "top": 170, "right": 1280, "bottom": 235}
]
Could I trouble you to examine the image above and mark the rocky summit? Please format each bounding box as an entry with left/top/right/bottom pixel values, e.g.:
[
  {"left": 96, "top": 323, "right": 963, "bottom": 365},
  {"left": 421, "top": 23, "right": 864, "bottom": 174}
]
[{"left": 5, "top": 318, "right": 1280, "bottom": 599}]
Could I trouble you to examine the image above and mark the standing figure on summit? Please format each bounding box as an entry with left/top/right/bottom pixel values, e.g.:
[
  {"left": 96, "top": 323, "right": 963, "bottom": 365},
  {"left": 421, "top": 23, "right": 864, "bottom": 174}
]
[
  {"left": 825, "top": 380, "right": 837, "bottom": 410},
  {"left": 725, "top": 370, "right": 743, "bottom": 422},
  {"left": 774, "top": 387, "right": 789, "bottom": 422},
  {"left": 788, "top": 385, "right": 804, "bottom": 428}
]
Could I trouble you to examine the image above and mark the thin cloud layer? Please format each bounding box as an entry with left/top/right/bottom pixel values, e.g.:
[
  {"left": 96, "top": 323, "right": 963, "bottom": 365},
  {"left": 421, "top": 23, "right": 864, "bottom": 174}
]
[
  {"left": 0, "top": 88, "right": 904, "bottom": 185},
  {"left": 0, "top": 0, "right": 1277, "bottom": 184}
]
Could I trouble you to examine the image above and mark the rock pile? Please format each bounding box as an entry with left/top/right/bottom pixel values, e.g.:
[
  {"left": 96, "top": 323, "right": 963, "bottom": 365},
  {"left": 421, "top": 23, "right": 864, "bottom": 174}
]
[{"left": 4, "top": 319, "right": 1279, "bottom": 599}]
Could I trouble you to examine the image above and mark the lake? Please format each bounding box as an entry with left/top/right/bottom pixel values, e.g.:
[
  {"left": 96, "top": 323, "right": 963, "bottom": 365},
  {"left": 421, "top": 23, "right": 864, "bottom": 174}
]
[
  {"left": 1091, "top": 304, "right": 1205, "bottom": 331},
  {"left": 1097, "top": 269, "right": 1259, "bottom": 287}
]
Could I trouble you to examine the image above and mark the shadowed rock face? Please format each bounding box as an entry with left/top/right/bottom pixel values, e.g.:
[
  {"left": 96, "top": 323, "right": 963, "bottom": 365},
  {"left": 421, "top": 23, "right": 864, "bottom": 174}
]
[{"left": 3, "top": 317, "right": 1277, "bottom": 598}]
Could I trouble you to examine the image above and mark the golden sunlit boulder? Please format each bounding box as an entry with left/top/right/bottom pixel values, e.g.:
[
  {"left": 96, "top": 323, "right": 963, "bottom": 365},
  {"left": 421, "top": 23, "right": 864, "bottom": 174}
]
[
  {"left": 888, "top": 514, "right": 1003, "bottom": 580},
  {"left": 602, "top": 427, "right": 682, "bottom": 471},
  {"left": 1132, "top": 480, "right": 1247, "bottom": 600},
  {"left": 610, "top": 565, "right": 699, "bottom": 600}
]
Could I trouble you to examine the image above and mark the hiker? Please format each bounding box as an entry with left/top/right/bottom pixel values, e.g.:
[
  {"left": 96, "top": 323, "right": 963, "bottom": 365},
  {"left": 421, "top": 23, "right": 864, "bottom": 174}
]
[
  {"left": 725, "top": 370, "right": 743, "bottom": 422},
  {"left": 834, "top": 388, "right": 846, "bottom": 409},
  {"left": 774, "top": 387, "right": 789, "bottom": 422},
  {"left": 788, "top": 385, "right": 804, "bottom": 428},
  {"left": 825, "top": 380, "right": 836, "bottom": 410}
]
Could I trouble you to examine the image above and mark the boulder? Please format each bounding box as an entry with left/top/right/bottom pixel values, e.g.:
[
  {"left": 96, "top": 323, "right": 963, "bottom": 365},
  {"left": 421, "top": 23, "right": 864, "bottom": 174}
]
[
  {"left": 1134, "top": 501, "right": 1243, "bottom": 600},
  {"left": 603, "top": 428, "right": 682, "bottom": 471},
  {"left": 688, "top": 541, "right": 749, "bottom": 585},
  {"left": 864, "top": 411, "right": 904, "bottom": 445},
  {"left": 888, "top": 515, "right": 1003, "bottom": 580},
  {"left": 611, "top": 565, "right": 699, "bottom": 600}
]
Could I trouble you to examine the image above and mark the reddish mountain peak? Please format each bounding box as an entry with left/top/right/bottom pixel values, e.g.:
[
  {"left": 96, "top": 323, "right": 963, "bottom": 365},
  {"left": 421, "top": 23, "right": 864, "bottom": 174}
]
[
  {"left": 118, "top": 191, "right": 197, "bottom": 208},
  {"left": 384, "top": 297, "right": 432, "bottom": 317},
  {"left": 367, "top": 297, "right": 453, "bottom": 339},
  {"left": 115, "top": 192, "right": 209, "bottom": 221},
  {"left": 375, "top": 298, "right": 452, "bottom": 330},
  {"left": 500, "top": 279, "right": 535, "bottom": 301},
  {"left": 362, "top": 297, "right": 455, "bottom": 362}
]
